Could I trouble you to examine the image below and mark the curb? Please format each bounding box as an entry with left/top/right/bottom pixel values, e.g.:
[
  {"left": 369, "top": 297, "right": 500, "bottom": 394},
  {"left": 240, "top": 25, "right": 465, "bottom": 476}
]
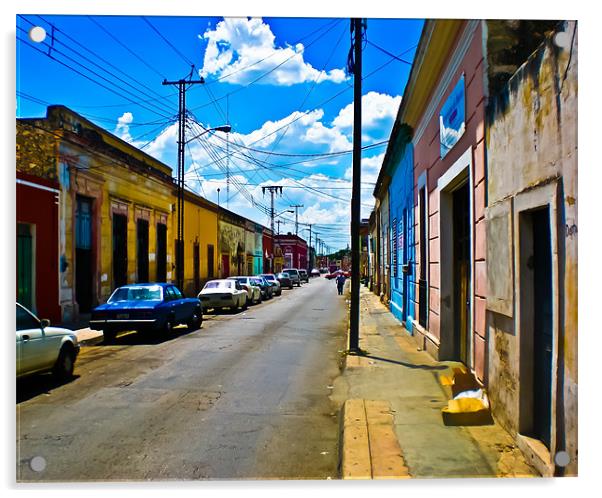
[
  {"left": 75, "top": 329, "right": 105, "bottom": 347},
  {"left": 339, "top": 399, "right": 410, "bottom": 479}
]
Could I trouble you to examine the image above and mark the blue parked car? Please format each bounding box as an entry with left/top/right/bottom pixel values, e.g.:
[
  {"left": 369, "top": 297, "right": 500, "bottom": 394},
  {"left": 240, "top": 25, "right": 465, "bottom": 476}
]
[{"left": 90, "top": 283, "right": 202, "bottom": 343}]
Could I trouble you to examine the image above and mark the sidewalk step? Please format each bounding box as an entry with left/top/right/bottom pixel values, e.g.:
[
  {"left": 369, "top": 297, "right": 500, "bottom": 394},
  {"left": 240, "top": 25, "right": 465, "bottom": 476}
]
[{"left": 340, "top": 399, "right": 410, "bottom": 479}]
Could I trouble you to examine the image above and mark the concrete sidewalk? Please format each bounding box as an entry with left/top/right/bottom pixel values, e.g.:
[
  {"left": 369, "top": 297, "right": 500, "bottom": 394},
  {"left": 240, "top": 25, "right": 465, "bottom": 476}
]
[
  {"left": 73, "top": 327, "right": 104, "bottom": 347},
  {"left": 332, "top": 286, "right": 537, "bottom": 479},
  {"left": 57, "top": 314, "right": 104, "bottom": 347}
]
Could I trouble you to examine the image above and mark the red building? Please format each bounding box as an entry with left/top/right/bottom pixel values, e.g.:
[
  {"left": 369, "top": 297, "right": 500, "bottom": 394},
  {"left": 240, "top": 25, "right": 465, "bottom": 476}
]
[
  {"left": 262, "top": 228, "right": 274, "bottom": 274},
  {"left": 16, "top": 171, "right": 61, "bottom": 322},
  {"left": 274, "top": 233, "right": 307, "bottom": 271}
]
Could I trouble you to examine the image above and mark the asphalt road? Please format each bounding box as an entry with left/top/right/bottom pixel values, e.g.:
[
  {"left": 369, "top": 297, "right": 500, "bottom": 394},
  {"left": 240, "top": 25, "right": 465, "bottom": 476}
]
[{"left": 16, "top": 276, "right": 348, "bottom": 482}]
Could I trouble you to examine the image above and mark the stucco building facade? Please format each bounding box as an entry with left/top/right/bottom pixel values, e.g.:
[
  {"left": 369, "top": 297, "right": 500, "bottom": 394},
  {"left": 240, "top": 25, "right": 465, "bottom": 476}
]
[{"left": 485, "top": 21, "right": 578, "bottom": 476}]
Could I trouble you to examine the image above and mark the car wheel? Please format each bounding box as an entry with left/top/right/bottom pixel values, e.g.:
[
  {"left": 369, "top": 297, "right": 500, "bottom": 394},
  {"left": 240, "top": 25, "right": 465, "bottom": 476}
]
[
  {"left": 53, "top": 345, "right": 75, "bottom": 381},
  {"left": 163, "top": 317, "right": 174, "bottom": 335},
  {"left": 242, "top": 298, "right": 248, "bottom": 310},
  {"left": 103, "top": 330, "right": 117, "bottom": 344},
  {"left": 187, "top": 307, "right": 202, "bottom": 330},
  {"left": 297, "top": 282, "right": 301, "bottom": 287}
]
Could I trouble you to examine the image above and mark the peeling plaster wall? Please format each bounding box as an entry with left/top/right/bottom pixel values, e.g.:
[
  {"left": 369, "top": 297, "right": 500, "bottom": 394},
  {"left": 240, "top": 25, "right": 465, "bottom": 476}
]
[{"left": 486, "top": 21, "right": 577, "bottom": 475}]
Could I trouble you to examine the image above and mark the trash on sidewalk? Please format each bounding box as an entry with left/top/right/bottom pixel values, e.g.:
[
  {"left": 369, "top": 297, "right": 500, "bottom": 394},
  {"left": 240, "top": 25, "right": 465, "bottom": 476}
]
[{"left": 442, "top": 383, "right": 493, "bottom": 426}]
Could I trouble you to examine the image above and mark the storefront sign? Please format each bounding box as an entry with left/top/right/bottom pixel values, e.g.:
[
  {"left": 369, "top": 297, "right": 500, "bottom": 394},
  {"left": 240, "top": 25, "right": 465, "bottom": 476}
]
[{"left": 440, "top": 75, "right": 466, "bottom": 158}]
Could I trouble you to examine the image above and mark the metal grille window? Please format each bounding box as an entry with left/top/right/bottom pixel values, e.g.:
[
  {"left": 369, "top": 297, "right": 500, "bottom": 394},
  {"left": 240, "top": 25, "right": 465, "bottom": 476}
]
[
  {"left": 392, "top": 218, "right": 398, "bottom": 278},
  {"left": 76, "top": 197, "right": 92, "bottom": 250}
]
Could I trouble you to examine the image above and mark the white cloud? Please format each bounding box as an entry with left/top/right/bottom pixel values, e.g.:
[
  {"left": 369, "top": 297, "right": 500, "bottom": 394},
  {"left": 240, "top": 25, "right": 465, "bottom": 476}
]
[
  {"left": 332, "top": 91, "right": 401, "bottom": 141},
  {"left": 127, "top": 92, "right": 399, "bottom": 248},
  {"left": 115, "top": 112, "right": 134, "bottom": 142},
  {"left": 199, "top": 18, "right": 348, "bottom": 86}
]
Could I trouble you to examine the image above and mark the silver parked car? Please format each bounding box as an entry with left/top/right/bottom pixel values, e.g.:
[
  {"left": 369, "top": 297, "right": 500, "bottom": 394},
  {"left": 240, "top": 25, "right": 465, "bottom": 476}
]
[
  {"left": 260, "top": 274, "right": 282, "bottom": 296},
  {"left": 16, "top": 303, "right": 80, "bottom": 380},
  {"left": 283, "top": 268, "right": 301, "bottom": 287},
  {"left": 228, "top": 276, "right": 262, "bottom": 304},
  {"left": 198, "top": 279, "right": 248, "bottom": 311}
]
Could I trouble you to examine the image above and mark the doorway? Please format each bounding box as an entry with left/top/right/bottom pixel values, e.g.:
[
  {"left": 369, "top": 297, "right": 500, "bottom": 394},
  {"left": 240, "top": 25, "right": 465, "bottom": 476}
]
[
  {"left": 452, "top": 182, "right": 471, "bottom": 364},
  {"left": 76, "top": 196, "right": 94, "bottom": 312},
  {"left": 418, "top": 187, "right": 428, "bottom": 327},
  {"left": 112, "top": 213, "right": 128, "bottom": 288},
  {"left": 519, "top": 207, "right": 554, "bottom": 448},
  {"left": 207, "top": 244, "right": 215, "bottom": 278},
  {"left": 193, "top": 241, "right": 200, "bottom": 292},
  {"left": 156, "top": 223, "right": 167, "bottom": 282},
  {"left": 17, "top": 223, "right": 34, "bottom": 309},
  {"left": 221, "top": 254, "right": 230, "bottom": 277},
  {"left": 137, "top": 218, "right": 149, "bottom": 283}
]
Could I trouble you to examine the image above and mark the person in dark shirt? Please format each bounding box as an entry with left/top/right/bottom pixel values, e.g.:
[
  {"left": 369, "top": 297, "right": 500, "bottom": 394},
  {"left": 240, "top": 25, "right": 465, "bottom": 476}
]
[{"left": 335, "top": 273, "right": 346, "bottom": 295}]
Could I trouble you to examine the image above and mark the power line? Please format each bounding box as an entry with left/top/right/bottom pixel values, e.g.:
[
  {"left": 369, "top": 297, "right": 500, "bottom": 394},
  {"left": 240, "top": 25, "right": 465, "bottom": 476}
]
[
  {"left": 188, "top": 19, "right": 345, "bottom": 113},
  {"left": 32, "top": 15, "right": 178, "bottom": 111},
  {"left": 16, "top": 29, "right": 174, "bottom": 119},
  {"left": 366, "top": 40, "right": 416, "bottom": 66},
  {"left": 142, "top": 17, "right": 196, "bottom": 68},
  {"left": 87, "top": 16, "right": 168, "bottom": 80},
  {"left": 202, "top": 18, "right": 341, "bottom": 85}
]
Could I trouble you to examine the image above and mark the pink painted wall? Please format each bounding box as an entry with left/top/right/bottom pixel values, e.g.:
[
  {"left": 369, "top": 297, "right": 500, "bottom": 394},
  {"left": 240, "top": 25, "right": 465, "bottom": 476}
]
[{"left": 411, "top": 21, "right": 488, "bottom": 380}]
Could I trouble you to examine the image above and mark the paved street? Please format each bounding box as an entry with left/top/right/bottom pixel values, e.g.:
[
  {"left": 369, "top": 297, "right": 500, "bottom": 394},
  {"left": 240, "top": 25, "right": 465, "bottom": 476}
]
[{"left": 17, "top": 277, "right": 347, "bottom": 481}]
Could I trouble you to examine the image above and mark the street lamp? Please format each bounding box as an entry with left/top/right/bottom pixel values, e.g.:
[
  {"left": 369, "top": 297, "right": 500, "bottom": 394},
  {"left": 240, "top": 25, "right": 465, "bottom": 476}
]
[
  {"left": 185, "top": 124, "right": 232, "bottom": 144},
  {"left": 175, "top": 124, "right": 231, "bottom": 291}
]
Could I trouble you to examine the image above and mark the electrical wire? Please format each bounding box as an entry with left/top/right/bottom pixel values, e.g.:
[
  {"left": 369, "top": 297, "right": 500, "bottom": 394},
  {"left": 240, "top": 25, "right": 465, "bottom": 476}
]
[
  {"left": 16, "top": 29, "right": 174, "bottom": 119},
  {"left": 142, "top": 16, "right": 196, "bottom": 68}
]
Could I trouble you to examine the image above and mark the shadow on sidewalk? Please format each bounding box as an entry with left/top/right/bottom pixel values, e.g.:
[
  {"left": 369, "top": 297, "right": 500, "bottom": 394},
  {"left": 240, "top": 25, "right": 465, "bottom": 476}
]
[{"left": 364, "top": 354, "right": 447, "bottom": 371}]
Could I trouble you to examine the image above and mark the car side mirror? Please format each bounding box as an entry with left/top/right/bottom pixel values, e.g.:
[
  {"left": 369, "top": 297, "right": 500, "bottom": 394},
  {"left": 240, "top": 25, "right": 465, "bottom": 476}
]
[{"left": 40, "top": 319, "right": 50, "bottom": 329}]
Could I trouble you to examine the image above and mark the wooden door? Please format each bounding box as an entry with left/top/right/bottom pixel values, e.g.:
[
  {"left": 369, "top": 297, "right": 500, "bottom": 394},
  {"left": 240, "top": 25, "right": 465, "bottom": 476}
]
[{"left": 453, "top": 182, "right": 471, "bottom": 364}]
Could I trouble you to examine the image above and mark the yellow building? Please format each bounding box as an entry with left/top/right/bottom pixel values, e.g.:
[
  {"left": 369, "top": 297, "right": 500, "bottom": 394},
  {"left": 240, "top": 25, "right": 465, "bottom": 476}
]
[
  {"left": 180, "top": 189, "right": 219, "bottom": 296},
  {"left": 18, "top": 106, "right": 175, "bottom": 321},
  {"left": 17, "top": 105, "right": 229, "bottom": 322}
]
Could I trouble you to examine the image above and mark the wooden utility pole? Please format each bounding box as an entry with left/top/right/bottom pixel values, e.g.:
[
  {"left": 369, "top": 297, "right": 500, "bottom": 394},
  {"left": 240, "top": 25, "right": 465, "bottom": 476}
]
[
  {"left": 349, "top": 18, "right": 364, "bottom": 352},
  {"left": 290, "top": 204, "right": 304, "bottom": 236},
  {"left": 162, "top": 75, "right": 204, "bottom": 291}
]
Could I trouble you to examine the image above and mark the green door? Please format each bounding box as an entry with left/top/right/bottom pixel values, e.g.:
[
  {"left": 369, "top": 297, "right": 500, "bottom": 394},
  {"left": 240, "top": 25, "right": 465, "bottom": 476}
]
[{"left": 17, "top": 223, "right": 33, "bottom": 309}]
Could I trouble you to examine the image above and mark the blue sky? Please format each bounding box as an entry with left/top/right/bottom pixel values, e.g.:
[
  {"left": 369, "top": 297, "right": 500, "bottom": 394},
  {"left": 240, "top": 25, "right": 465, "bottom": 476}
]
[{"left": 16, "top": 15, "right": 423, "bottom": 251}]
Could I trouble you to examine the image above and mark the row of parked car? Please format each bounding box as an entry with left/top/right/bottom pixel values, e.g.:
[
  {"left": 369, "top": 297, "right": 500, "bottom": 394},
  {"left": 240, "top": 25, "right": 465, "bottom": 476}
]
[
  {"left": 16, "top": 268, "right": 315, "bottom": 381},
  {"left": 197, "top": 268, "right": 308, "bottom": 311},
  {"left": 89, "top": 268, "right": 314, "bottom": 341}
]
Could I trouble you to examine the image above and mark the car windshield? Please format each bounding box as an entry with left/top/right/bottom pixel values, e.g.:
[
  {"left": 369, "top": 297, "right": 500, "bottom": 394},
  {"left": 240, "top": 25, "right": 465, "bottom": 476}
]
[
  {"left": 278, "top": 273, "right": 289, "bottom": 278},
  {"left": 251, "top": 278, "right": 263, "bottom": 285},
  {"left": 204, "top": 281, "right": 231, "bottom": 289},
  {"left": 262, "top": 275, "right": 275, "bottom": 281},
  {"left": 284, "top": 269, "right": 297, "bottom": 274},
  {"left": 108, "top": 285, "right": 162, "bottom": 302}
]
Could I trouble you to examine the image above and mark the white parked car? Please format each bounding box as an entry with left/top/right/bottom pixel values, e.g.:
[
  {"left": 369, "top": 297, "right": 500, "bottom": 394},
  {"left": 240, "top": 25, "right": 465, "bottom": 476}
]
[
  {"left": 16, "top": 303, "right": 80, "bottom": 380},
  {"left": 198, "top": 279, "right": 248, "bottom": 311},
  {"left": 227, "top": 276, "right": 262, "bottom": 304}
]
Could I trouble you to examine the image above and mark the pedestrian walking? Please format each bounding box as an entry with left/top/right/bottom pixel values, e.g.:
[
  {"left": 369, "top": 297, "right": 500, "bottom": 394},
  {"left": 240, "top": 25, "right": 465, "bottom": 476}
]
[{"left": 336, "top": 273, "right": 346, "bottom": 295}]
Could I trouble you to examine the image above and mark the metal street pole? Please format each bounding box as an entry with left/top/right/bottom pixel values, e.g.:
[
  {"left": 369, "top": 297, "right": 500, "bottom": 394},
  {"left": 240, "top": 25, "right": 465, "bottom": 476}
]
[
  {"left": 290, "top": 204, "right": 304, "bottom": 236},
  {"left": 349, "top": 18, "right": 364, "bottom": 352},
  {"left": 307, "top": 224, "right": 312, "bottom": 271},
  {"left": 263, "top": 186, "right": 284, "bottom": 273}
]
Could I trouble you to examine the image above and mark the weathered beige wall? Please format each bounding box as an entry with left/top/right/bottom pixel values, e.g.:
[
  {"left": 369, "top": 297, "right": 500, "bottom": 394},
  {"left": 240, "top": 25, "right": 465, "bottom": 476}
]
[{"left": 486, "top": 21, "right": 577, "bottom": 475}]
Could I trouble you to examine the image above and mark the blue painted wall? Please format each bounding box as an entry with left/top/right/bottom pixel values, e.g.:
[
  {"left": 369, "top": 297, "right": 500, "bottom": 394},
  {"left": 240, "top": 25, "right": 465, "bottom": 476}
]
[{"left": 388, "top": 144, "right": 415, "bottom": 333}]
